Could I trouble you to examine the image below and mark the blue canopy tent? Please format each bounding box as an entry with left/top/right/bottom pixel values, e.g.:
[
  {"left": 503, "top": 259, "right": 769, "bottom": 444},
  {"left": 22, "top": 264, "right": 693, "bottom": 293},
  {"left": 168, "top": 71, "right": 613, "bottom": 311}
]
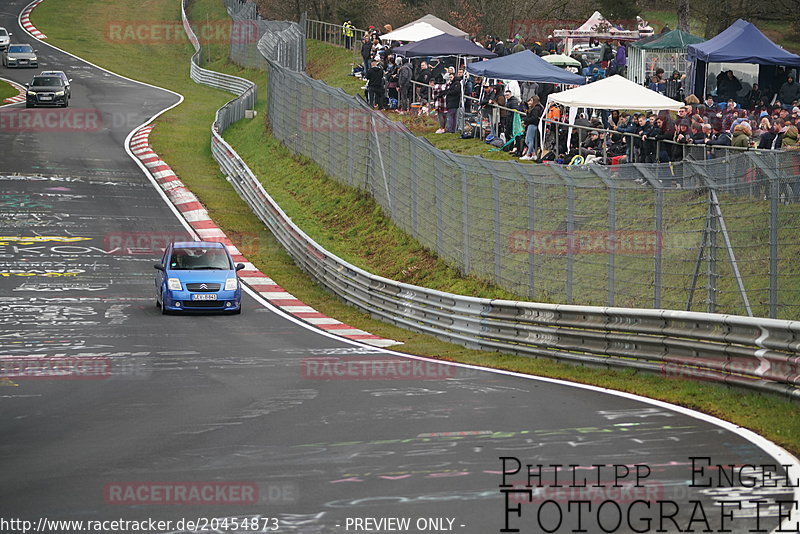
[
  {"left": 466, "top": 50, "right": 586, "bottom": 85},
  {"left": 392, "top": 33, "right": 496, "bottom": 58},
  {"left": 687, "top": 19, "right": 800, "bottom": 98}
]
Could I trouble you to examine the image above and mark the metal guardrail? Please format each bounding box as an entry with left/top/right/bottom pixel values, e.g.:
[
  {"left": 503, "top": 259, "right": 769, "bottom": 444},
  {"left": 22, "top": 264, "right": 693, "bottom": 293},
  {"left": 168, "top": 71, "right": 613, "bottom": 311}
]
[
  {"left": 181, "top": 0, "right": 256, "bottom": 114},
  {"left": 181, "top": 1, "right": 800, "bottom": 400}
]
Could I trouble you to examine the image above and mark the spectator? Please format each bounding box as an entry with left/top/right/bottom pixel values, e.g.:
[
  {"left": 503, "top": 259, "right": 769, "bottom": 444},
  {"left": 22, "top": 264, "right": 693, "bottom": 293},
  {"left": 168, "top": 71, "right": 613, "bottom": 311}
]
[
  {"left": 614, "top": 40, "right": 627, "bottom": 77},
  {"left": 396, "top": 57, "right": 413, "bottom": 112},
  {"left": 501, "top": 89, "right": 520, "bottom": 141},
  {"left": 360, "top": 35, "right": 372, "bottom": 72},
  {"left": 783, "top": 125, "right": 799, "bottom": 149},
  {"left": 494, "top": 40, "right": 507, "bottom": 56},
  {"left": 520, "top": 95, "right": 544, "bottom": 160},
  {"left": 545, "top": 35, "right": 557, "bottom": 54},
  {"left": 716, "top": 70, "right": 742, "bottom": 103},
  {"left": 778, "top": 76, "right": 800, "bottom": 111},
  {"left": 699, "top": 122, "right": 714, "bottom": 144},
  {"left": 442, "top": 72, "right": 462, "bottom": 133},
  {"left": 759, "top": 118, "right": 784, "bottom": 150},
  {"left": 512, "top": 38, "right": 525, "bottom": 54},
  {"left": 648, "top": 68, "right": 666, "bottom": 94},
  {"left": 689, "top": 121, "right": 706, "bottom": 144},
  {"left": 580, "top": 130, "right": 604, "bottom": 157},
  {"left": 709, "top": 122, "right": 732, "bottom": 146},
  {"left": 731, "top": 123, "right": 752, "bottom": 148},
  {"left": 754, "top": 116, "right": 772, "bottom": 137},
  {"left": 416, "top": 61, "right": 432, "bottom": 103},
  {"left": 366, "top": 60, "right": 385, "bottom": 109},
  {"left": 430, "top": 73, "right": 452, "bottom": 134},
  {"left": 342, "top": 20, "right": 355, "bottom": 50},
  {"left": 745, "top": 83, "right": 764, "bottom": 110},
  {"left": 652, "top": 116, "right": 674, "bottom": 161},
  {"left": 664, "top": 70, "right": 684, "bottom": 101}
]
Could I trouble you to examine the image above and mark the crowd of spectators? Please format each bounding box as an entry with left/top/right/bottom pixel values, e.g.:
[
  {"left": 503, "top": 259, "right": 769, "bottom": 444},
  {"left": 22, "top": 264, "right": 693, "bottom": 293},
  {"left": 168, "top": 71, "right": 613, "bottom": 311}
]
[{"left": 353, "top": 24, "right": 800, "bottom": 164}]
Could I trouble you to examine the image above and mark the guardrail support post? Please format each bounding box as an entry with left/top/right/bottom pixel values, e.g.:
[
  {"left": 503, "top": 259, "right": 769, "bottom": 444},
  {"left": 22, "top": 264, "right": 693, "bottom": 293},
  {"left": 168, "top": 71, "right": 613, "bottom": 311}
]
[
  {"left": 607, "top": 179, "right": 616, "bottom": 306},
  {"left": 566, "top": 183, "right": 575, "bottom": 304}
]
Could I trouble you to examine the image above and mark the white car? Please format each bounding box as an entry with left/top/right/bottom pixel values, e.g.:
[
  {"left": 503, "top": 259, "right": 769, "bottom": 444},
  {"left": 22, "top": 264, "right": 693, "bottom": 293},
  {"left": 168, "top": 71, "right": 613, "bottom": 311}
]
[{"left": 0, "top": 28, "right": 11, "bottom": 52}]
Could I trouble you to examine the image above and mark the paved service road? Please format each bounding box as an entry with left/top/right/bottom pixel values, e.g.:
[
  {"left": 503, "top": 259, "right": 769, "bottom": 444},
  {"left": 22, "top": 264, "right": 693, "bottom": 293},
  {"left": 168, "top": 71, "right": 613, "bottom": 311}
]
[{"left": 0, "top": 2, "right": 797, "bottom": 533}]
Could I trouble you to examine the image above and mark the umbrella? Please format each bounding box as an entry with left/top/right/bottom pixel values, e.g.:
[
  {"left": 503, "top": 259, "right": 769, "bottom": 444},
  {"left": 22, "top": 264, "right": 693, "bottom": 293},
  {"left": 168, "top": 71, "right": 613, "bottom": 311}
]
[{"left": 541, "top": 54, "right": 582, "bottom": 68}]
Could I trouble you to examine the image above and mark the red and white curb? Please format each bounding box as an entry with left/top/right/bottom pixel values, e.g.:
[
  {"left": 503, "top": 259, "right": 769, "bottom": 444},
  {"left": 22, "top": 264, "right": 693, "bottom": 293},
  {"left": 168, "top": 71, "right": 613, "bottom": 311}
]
[
  {"left": 129, "top": 125, "right": 401, "bottom": 348},
  {"left": 20, "top": 0, "right": 48, "bottom": 39},
  {"left": 1, "top": 78, "right": 26, "bottom": 103}
]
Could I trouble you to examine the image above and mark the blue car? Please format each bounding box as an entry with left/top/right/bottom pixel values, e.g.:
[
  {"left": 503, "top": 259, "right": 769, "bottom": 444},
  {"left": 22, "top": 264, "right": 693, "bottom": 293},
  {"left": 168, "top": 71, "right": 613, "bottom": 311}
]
[{"left": 154, "top": 241, "right": 244, "bottom": 314}]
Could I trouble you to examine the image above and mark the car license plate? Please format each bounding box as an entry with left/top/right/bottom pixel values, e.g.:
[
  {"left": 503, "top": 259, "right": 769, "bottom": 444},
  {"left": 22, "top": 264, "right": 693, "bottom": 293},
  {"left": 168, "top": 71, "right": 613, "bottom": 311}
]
[
  {"left": 40, "top": 95, "right": 52, "bottom": 100},
  {"left": 191, "top": 294, "right": 217, "bottom": 301}
]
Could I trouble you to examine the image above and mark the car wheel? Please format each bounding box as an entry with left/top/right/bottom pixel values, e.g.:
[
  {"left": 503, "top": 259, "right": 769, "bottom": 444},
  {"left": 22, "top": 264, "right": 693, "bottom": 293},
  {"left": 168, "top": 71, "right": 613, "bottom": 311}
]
[
  {"left": 231, "top": 306, "right": 242, "bottom": 315},
  {"left": 25, "top": 102, "right": 32, "bottom": 108},
  {"left": 62, "top": 100, "right": 68, "bottom": 108}
]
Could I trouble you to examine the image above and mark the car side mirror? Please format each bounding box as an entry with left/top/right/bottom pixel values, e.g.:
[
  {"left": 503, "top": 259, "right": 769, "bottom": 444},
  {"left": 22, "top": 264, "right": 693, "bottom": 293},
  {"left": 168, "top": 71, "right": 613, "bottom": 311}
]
[
  {"left": 68, "top": 79, "right": 72, "bottom": 82},
  {"left": 153, "top": 263, "right": 165, "bottom": 271},
  {"left": 23, "top": 83, "right": 28, "bottom": 87},
  {"left": 235, "top": 263, "right": 245, "bottom": 271}
]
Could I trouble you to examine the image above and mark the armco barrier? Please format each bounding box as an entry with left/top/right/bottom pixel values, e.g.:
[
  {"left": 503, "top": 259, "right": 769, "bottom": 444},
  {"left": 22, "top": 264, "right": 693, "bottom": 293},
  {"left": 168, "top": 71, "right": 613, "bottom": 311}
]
[{"left": 184, "top": 1, "right": 800, "bottom": 400}]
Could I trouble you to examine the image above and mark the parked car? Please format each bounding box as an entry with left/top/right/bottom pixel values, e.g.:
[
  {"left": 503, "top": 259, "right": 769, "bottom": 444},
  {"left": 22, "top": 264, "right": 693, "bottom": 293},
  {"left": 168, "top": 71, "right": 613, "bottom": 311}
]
[
  {"left": 25, "top": 74, "right": 69, "bottom": 107},
  {"left": 154, "top": 241, "right": 244, "bottom": 314},
  {"left": 3, "top": 43, "right": 37, "bottom": 68},
  {"left": 0, "top": 28, "right": 11, "bottom": 51},
  {"left": 39, "top": 70, "right": 71, "bottom": 98}
]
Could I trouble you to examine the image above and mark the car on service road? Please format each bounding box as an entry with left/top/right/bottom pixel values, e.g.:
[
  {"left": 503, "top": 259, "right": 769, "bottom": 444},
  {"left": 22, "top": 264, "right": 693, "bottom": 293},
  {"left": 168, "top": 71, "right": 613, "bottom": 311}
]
[
  {"left": 39, "top": 70, "right": 71, "bottom": 98},
  {"left": 154, "top": 241, "right": 244, "bottom": 314},
  {"left": 26, "top": 74, "right": 69, "bottom": 107},
  {"left": 3, "top": 43, "right": 37, "bottom": 68},
  {"left": 0, "top": 28, "right": 11, "bottom": 51}
]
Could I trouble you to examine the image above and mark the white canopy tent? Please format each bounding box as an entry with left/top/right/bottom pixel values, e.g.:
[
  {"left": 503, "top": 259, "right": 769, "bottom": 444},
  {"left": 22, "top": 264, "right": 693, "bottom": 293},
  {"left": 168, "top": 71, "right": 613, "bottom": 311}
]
[
  {"left": 380, "top": 14, "right": 468, "bottom": 42},
  {"left": 540, "top": 75, "right": 683, "bottom": 149},
  {"left": 553, "top": 11, "right": 640, "bottom": 55}
]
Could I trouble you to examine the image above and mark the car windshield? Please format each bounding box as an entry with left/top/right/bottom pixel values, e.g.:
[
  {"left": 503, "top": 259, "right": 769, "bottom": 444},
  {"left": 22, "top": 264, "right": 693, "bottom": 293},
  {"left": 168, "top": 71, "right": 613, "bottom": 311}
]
[
  {"left": 169, "top": 248, "right": 231, "bottom": 270},
  {"left": 0, "top": 30, "right": 7, "bottom": 37},
  {"left": 31, "top": 77, "right": 61, "bottom": 87},
  {"left": 9, "top": 45, "right": 32, "bottom": 53}
]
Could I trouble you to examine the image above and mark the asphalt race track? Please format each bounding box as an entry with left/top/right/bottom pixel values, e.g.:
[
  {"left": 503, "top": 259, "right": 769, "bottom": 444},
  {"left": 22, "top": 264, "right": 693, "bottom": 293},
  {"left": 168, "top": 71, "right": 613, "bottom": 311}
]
[{"left": 0, "top": 2, "right": 797, "bottom": 533}]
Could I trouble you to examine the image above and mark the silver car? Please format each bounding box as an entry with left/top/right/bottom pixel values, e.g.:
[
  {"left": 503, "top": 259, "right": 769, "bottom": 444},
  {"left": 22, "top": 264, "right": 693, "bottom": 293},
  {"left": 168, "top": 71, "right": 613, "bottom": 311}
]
[
  {"left": 0, "top": 28, "right": 11, "bottom": 52},
  {"left": 3, "top": 44, "right": 38, "bottom": 68},
  {"left": 39, "top": 70, "right": 71, "bottom": 98}
]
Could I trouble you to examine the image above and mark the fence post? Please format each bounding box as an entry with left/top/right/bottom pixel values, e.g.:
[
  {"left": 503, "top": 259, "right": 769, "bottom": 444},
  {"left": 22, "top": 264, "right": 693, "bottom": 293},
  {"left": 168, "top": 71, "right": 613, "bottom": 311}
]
[
  {"left": 493, "top": 173, "right": 502, "bottom": 285},
  {"left": 528, "top": 178, "right": 536, "bottom": 300},
  {"left": 459, "top": 161, "right": 471, "bottom": 273},
  {"left": 707, "top": 187, "right": 717, "bottom": 313},
  {"left": 654, "top": 185, "right": 663, "bottom": 309},
  {"left": 566, "top": 182, "right": 574, "bottom": 304},
  {"left": 608, "top": 180, "right": 616, "bottom": 306},
  {"left": 769, "top": 173, "right": 779, "bottom": 318}
]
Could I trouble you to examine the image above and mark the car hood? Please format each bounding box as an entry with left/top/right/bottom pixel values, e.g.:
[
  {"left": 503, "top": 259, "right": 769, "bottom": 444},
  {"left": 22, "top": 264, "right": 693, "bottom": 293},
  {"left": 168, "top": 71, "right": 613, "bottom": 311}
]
[
  {"left": 165, "top": 269, "right": 235, "bottom": 283},
  {"left": 8, "top": 51, "right": 36, "bottom": 58},
  {"left": 28, "top": 85, "right": 63, "bottom": 92}
]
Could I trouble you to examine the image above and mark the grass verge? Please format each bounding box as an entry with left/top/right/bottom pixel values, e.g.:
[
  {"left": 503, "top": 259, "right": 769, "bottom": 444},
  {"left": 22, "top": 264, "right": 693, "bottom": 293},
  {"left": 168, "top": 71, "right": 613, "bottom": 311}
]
[
  {"left": 0, "top": 79, "right": 19, "bottom": 101},
  {"left": 32, "top": 0, "right": 800, "bottom": 454}
]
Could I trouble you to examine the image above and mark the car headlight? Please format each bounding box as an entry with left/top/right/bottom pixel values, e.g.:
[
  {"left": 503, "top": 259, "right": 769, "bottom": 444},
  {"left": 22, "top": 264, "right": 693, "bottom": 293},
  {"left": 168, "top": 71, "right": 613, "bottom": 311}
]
[
  {"left": 27, "top": 91, "right": 36, "bottom": 96},
  {"left": 167, "top": 278, "right": 182, "bottom": 291},
  {"left": 224, "top": 278, "right": 238, "bottom": 291},
  {"left": 54, "top": 91, "right": 65, "bottom": 96}
]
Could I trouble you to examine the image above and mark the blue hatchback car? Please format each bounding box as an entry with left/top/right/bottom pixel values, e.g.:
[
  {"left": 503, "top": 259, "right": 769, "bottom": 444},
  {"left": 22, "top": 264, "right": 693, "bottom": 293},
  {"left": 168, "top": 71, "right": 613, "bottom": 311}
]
[{"left": 154, "top": 241, "right": 244, "bottom": 314}]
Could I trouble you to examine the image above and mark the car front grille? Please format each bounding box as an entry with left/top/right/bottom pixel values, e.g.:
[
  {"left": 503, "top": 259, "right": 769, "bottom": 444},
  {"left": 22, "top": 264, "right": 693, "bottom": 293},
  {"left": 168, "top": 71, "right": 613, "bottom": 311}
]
[
  {"left": 182, "top": 300, "right": 226, "bottom": 308},
  {"left": 36, "top": 93, "right": 55, "bottom": 101},
  {"left": 186, "top": 283, "right": 221, "bottom": 292}
]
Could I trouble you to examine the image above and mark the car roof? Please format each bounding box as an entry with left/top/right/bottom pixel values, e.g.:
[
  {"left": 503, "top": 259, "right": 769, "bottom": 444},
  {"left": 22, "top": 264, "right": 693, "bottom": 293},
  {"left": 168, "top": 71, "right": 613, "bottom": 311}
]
[
  {"left": 40, "top": 70, "right": 65, "bottom": 75},
  {"left": 172, "top": 241, "right": 225, "bottom": 249}
]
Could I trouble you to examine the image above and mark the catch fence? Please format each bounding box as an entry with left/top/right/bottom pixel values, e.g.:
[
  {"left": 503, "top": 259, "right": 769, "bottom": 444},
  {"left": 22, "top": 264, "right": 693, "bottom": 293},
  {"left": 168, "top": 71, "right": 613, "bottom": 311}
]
[{"left": 224, "top": 8, "right": 800, "bottom": 321}]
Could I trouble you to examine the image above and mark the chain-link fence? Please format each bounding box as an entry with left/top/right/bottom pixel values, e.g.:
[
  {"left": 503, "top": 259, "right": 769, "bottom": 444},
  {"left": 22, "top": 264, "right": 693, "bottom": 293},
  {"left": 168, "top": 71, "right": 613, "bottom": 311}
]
[
  {"left": 223, "top": 0, "right": 305, "bottom": 72},
  {"left": 224, "top": 4, "right": 800, "bottom": 321}
]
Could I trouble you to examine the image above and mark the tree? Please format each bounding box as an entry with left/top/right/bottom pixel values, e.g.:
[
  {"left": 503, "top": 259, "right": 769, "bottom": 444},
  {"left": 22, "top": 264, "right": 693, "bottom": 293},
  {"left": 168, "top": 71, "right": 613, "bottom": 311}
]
[
  {"left": 598, "top": 0, "right": 638, "bottom": 21},
  {"left": 677, "top": 0, "right": 689, "bottom": 33}
]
